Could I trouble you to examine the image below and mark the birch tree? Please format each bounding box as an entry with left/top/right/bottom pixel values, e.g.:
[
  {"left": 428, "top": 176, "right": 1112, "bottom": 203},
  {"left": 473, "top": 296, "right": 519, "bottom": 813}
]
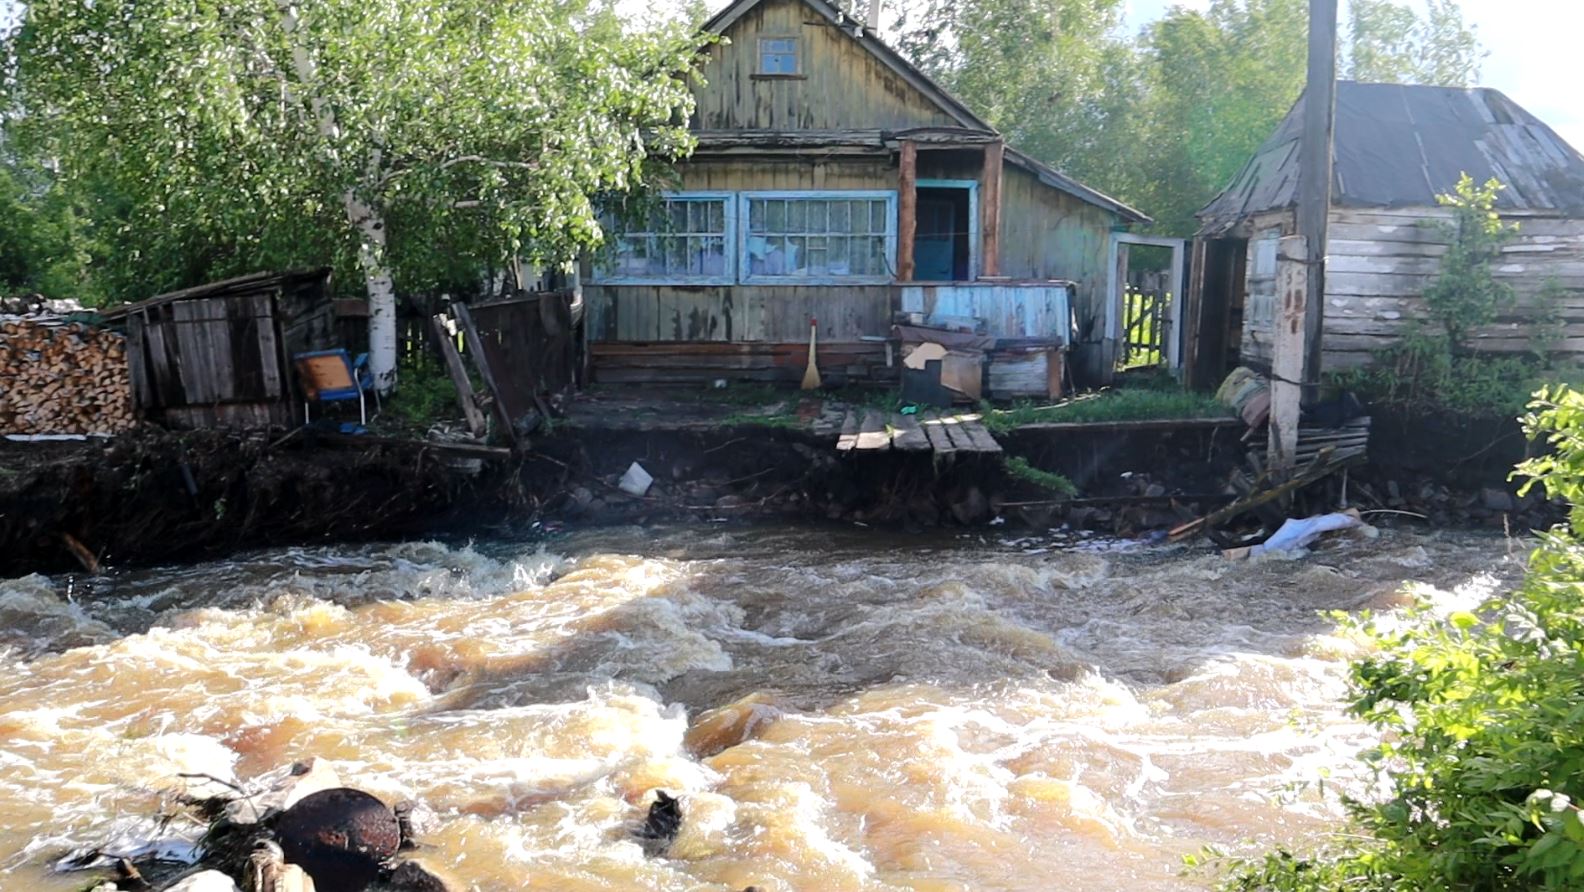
[{"left": 6, "top": 0, "right": 703, "bottom": 391}]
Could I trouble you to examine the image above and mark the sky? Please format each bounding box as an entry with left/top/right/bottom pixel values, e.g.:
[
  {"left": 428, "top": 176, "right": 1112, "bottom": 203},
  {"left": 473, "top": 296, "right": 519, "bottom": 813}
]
[{"left": 1122, "top": 0, "right": 1584, "bottom": 151}]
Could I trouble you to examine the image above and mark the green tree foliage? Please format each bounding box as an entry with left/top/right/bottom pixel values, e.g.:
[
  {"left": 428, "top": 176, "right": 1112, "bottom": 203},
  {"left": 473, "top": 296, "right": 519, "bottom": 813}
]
[
  {"left": 889, "top": 0, "right": 1486, "bottom": 237},
  {"left": 1424, "top": 174, "right": 1519, "bottom": 350},
  {"left": 892, "top": 0, "right": 1134, "bottom": 191},
  {"left": 0, "top": 150, "right": 105, "bottom": 303},
  {"left": 1347, "top": 0, "right": 1484, "bottom": 86},
  {"left": 6, "top": 0, "right": 705, "bottom": 387},
  {"left": 1215, "top": 384, "right": 1584, "bottom": 890}
]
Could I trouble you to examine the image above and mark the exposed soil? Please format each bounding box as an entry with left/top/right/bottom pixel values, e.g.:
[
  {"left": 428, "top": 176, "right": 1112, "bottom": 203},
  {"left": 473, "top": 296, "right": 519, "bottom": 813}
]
[{"left": 0, "top": 401, "right": 1558, "bottom": 577}]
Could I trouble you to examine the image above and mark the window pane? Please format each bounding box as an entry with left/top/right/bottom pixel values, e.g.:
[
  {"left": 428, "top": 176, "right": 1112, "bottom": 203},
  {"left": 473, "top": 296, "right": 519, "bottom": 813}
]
[
  {"left": 601, "top": 196, "right": 729, "bottom": 280},
  {"left": 830, "top": 200, "right": 855, "bottom": 232},
  {"left": 788, "top": 201, "right": 806, "bottom": 233},
  {"left": 870, "top": 200, "right": 887, "bottom": 233}
]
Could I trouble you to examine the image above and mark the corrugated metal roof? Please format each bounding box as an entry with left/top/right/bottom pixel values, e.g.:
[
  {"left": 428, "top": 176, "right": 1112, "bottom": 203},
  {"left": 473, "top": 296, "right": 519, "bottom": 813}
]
[{"left": 1198, "top": 82, "right": 1584, "bottom": 234}]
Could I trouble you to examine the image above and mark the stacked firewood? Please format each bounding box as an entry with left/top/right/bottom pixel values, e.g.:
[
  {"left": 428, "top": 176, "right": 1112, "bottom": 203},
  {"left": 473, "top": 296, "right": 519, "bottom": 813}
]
[{"left": 0, "top": 316, "right": 137, "bottom": 434}]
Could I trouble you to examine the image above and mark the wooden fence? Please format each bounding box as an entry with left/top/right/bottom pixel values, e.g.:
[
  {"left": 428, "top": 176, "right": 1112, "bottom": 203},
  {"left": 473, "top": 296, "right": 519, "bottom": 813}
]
[{"left": 1121, "top": 269, "right": 1171, "bottom": 369}]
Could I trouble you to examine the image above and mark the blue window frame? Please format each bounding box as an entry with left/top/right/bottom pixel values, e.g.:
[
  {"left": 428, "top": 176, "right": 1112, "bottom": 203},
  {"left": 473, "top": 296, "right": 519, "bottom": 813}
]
[
  {"left": 758, "top": 37, "right": 799, "bottom": 75},
  {"left": 740, "top": 191, "right": 897, "bottom": 285},
  {"left": 592, "top": 193, "right": 736, "bottom": 285}
]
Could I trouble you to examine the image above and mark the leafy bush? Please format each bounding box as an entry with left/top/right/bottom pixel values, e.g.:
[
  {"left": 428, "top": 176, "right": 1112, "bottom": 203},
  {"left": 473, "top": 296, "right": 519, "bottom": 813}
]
[
  {"left": 1214, "top": 384, "right": 1584, "bottom": 890},
  {"left": 1423, "top": 174, "right": 1518, "bottom": 350},
  {"left": 1329, "top": 330, "right": 1565, "bottom": 418}
]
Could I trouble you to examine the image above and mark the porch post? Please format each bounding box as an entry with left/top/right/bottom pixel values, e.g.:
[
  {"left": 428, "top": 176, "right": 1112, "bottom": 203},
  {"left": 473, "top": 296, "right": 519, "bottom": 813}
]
[
  {"left": 897, "top": 140, "right": 917, "bottom": 282},
  {"left": 980, "top": 139, "right": 1003, "bottom": 277},
  {"left": 1269, "top": 235, "right": 1308, "bottom": 470}
]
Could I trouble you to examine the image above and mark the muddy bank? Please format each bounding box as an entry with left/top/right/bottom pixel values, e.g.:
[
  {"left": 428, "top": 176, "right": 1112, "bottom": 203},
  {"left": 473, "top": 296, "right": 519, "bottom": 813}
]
[
  {"left": 1349, "top": 405, "right": 1555, "bottom": 529},
  {"left": 0, "top": 430, "right": 551, "bottom": 576},
  {"left": 0, "top": 423, "right": 1251, "bottom": 576},
  {"left": 0, "top": 406, "right": 1556, "bottom": 577}
]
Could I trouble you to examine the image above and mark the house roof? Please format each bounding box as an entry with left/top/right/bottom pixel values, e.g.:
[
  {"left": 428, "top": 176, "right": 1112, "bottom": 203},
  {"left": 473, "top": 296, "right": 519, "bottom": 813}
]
[
  {"left": 1199, "top": 81, "right": 1584, "bottom": 234},
  {"left": 701, "top": 0, "right": 1149, "bottom": 223}
]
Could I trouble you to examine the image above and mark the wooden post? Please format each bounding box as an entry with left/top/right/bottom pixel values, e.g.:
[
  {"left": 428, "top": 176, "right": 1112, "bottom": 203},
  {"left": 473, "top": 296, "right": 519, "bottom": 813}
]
[
  {"left": 431, "top": 314, "right": 487, "bottom": 439},
  {"left": 897, "top": 140, "right": 917, "bottom": 282},
  {"left": 1299, "top": 0, "right": 1337, "bottom": 399},
  {"left": 1270, "top": 235, "right": 1307, "bottom": 470},
  {"left": 981, "top": 139, "right": 1003, "bottom": 277}
]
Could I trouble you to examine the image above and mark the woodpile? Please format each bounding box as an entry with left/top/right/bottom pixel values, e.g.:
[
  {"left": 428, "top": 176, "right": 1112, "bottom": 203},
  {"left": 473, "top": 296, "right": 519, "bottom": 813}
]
[{"left": 0, "top": 316, "right": 137, "bottom": 435}]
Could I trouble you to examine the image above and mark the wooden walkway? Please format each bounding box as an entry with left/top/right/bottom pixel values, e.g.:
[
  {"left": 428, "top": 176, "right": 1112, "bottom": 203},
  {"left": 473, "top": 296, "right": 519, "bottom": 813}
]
[{"left": 816, "top": 408, "right": 1003, "bottom": 455}]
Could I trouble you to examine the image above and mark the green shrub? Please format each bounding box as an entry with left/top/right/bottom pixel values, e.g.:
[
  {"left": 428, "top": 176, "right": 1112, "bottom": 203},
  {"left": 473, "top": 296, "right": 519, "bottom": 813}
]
[
  {"left": 1329, "top": 330, "right": 1571, "bottom": 418},
  {"left": 1423, "top": 174, "right": 1519, "bottom": 350},
  {"left": 1214, "top": 384, "right": 1584, "bottom": 890}
]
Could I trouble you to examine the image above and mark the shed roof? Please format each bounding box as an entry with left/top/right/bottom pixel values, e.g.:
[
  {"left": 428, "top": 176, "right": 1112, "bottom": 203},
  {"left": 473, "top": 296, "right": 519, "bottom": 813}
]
[
  {"left": 701, "top": 0, "right": 1149, "bottom": 223},
  {"left": 1199, "top": 82, "right": 1584, "bottom": 234},
  {"left": 97, "top": 268, "right": 332, "bottom": 321}
]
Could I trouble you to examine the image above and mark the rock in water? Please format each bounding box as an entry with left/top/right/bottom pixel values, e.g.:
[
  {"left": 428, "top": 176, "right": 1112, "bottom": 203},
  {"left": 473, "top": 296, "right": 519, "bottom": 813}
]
[
  {"left": 635, "top": 790, "right": 682, "bottom": 855},
  {"left": 274, "top": 788, "right": 400, "bottom": 892},
  {"left": 379, "top": 860, "right": 456, "bottom": 892}
]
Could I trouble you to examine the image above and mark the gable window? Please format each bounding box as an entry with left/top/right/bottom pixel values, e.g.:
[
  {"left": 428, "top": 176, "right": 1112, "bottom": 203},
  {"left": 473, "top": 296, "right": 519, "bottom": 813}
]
[
  {"left": 758, "top": 37, "right": 799, "bottom": 75},
  {"left": 742, "top": 191, "right": 896, "bottom": 284},
  {"left": 593, "top": 193, "right": 735, "bottom": 285}
]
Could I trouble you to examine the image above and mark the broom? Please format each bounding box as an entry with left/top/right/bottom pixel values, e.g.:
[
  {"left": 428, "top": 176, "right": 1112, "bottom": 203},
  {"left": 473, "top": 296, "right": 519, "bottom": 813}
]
[{"left": 801, "top": 317, "right": 822, "bottom": 390}]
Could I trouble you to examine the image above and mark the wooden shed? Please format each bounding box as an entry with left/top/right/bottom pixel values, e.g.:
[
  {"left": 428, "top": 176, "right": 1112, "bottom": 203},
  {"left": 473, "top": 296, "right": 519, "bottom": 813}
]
[
  {"left": 583, "top": 0, "right": 1150, "bottom": 387},
  {"left": 1185, "top": 82, "right": 1584, "bottom": 389},
  {"left": 99, "top": 269, "right": 341, "bottom": 429}
]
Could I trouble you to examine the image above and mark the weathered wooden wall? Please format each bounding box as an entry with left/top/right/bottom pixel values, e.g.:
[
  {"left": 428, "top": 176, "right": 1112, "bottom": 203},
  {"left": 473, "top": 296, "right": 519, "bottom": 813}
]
[
  {"left": 1321, "top": 207, "right": 1584, "bottom": 368},
  {"left": 694, "top": 0, "right": 958, "bottom": 131},
  {"left": 1230, "top": 207, "right": 1584, "bottom": 370},
  {"left": 1235, "top": 210, "right": 1295, "bottom": 369},
  {"left": 899, "top": 283, "right": 1071, "bottom": 341},
  {"left": 997, "top": 165, "right": 1114, "bottom": 338}
]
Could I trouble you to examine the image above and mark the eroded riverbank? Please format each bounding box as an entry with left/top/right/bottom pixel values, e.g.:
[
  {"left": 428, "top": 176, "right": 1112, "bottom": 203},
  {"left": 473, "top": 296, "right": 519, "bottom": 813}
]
[{"left": 0, "top": 525, "right": 1526, "bottom": 890}]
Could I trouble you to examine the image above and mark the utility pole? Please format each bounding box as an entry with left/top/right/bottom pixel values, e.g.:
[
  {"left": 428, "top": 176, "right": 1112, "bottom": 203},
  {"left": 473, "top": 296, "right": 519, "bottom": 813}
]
[
  {"left": 1299, "top": 0, "right": 1337, "bottom": 400},
  {"left": 1271, "top": 0, "right": 1337, "bottom": 470}
]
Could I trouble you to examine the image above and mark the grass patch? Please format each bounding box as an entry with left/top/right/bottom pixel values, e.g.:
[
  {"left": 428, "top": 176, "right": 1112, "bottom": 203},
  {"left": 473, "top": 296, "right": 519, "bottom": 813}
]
[
  {"left": 379, "top": 357, "right": 463, "bottom": 431},
  {"left": 1003, "top": 456, "right": 1077, "bottom": 496},
  {"left": 982, "top": 387, "right": 1231, "bottom": 433}
]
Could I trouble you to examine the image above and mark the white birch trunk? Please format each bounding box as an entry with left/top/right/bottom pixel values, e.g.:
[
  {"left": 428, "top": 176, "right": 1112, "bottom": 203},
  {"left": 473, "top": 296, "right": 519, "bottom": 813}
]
[
  {"left": 345, "top": 193, "right": 398, "bottom": 393},
  {"left": 279, "top": 0, "right": 397, "bottom": 393}
]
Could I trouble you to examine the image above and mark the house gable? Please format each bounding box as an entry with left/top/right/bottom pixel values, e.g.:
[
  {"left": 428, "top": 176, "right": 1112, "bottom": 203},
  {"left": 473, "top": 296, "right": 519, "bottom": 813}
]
[{"left": 693, "top": 0, "right": 973, "bottom": 132}]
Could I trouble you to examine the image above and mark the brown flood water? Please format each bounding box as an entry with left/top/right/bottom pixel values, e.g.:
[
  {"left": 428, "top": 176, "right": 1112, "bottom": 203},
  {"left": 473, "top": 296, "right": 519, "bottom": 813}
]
[{"left": 0, "top": 525, "right": 1523, "bottom": 891}]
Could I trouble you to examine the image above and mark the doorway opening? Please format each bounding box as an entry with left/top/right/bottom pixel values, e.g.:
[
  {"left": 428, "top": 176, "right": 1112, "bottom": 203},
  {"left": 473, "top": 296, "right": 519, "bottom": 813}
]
[{"left": 914, "top": 182, "right": 976, "bottom": 281}]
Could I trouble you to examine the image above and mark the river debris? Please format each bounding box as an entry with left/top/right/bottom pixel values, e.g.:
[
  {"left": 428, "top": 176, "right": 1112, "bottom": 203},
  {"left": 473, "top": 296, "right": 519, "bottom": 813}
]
[
  {"left": 1222, "top": 508, "right": 1377, "bottom": 560},
  {"left": 62, "top": 760, "right": 452, "bottom": 892},
  {"left": 635, "top": 790, "right": 683, "bottom": 856}
]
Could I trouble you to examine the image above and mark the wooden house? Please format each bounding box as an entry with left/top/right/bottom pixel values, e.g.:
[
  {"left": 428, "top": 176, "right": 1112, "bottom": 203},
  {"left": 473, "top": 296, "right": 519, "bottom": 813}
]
[
  {"left": 1185, "top": 81, "right": 1584, "bottom": 389},
  {"left": 99, "top": 269, "right": 344, "bottom": 429},
  {"left": 584, "top": 0, "right": 1149, "bottom": 387}
]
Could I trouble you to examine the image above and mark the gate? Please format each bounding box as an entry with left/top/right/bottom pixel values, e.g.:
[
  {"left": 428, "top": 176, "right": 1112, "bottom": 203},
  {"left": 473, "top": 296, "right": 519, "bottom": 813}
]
[{"left": 1121, "top": 269, "right": 1170, "bottom": 369}]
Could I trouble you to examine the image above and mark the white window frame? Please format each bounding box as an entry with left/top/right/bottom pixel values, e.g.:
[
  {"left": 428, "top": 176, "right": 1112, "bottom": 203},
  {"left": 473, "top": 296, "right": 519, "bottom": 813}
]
[
  {"left": 590, "top": 192, "right": 737, "bottom": 286},
  {"left": 757, "top": 36, "right": 800, "bottom": 75},
  {"left": 739, "top": 190, "right": 898, "bottom": 285}
]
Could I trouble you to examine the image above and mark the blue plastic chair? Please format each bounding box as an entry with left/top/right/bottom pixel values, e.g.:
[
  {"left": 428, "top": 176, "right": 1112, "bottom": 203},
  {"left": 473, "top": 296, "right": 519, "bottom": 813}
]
[{"left": 294, "top": 349, "right": 375, "bottom": 425}]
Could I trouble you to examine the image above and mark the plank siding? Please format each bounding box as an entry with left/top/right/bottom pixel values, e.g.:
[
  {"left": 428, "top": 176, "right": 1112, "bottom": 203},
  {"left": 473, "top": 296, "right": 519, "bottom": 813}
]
[
  {"left": 1320, "top": 206, "right": 1584, "bottom": 368},
  {"left": 693, "top": 0, "right": 958, "bottom": 132},
  {"left": 996, "top": 165, "right": 1113, "bottom": 334}
]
